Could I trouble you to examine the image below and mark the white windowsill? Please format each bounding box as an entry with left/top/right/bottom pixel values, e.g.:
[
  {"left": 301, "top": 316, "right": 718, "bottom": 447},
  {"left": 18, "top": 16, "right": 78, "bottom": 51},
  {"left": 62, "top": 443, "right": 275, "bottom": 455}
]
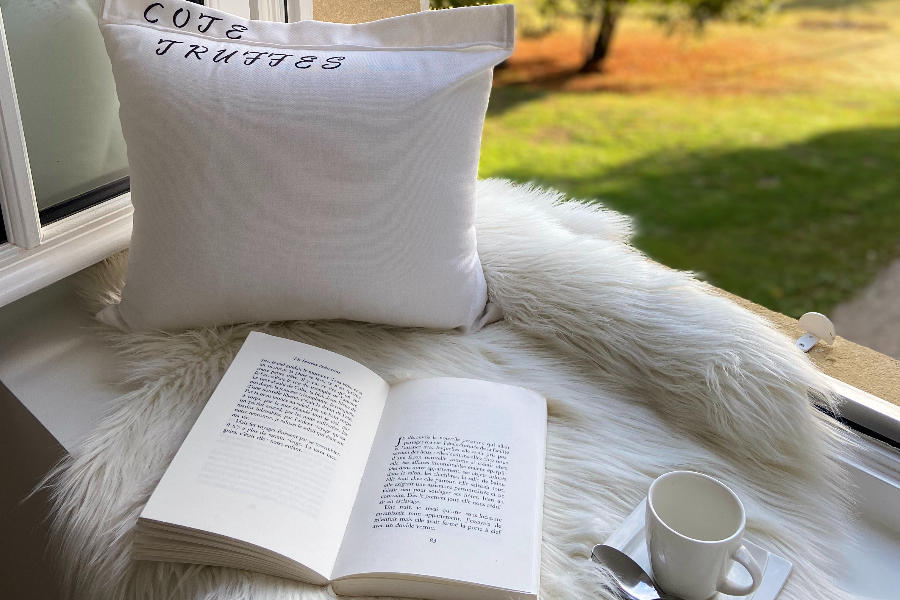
[
  {"left": 0, "top": 272, "right": 132, "bottom": 452},
  {"left": 0, "top": 192, "right": 133, "bottom": 309}
]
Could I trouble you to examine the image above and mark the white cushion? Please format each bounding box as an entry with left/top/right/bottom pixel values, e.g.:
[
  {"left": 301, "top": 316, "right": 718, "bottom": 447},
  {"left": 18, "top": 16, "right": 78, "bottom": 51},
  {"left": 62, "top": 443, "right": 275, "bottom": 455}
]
[{"left": 96, "top": 0, "right": 513, "bottom": 332}]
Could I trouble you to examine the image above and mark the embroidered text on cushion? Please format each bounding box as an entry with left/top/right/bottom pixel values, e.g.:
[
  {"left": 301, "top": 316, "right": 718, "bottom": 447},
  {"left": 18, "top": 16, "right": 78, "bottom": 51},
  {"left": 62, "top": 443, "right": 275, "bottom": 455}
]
[{"left": 96, "top": 0, "right": 514, "bottom": 332}]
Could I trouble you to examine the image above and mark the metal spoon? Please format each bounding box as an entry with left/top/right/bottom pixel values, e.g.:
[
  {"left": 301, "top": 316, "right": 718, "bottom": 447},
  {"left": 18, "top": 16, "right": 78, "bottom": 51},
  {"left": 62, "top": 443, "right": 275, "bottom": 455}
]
[{"left": 590, "top": 544, "right": 683, "bottom": 600}]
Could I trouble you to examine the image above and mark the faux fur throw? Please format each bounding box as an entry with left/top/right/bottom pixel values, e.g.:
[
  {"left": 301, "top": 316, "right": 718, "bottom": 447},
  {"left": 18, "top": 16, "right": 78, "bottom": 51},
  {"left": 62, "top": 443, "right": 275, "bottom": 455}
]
[{"left": 47, "top": 180, "right": 856, "bottom": 600}]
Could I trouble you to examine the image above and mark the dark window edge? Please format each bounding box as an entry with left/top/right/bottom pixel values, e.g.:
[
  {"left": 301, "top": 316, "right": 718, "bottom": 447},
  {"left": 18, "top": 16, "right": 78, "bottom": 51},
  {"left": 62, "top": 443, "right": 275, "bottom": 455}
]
[
  {"left": 38, "top": 177, "right": 130, "bottom": 227},
  {"left": 818, "top": 404, "right": 900, "bottom": 451}
]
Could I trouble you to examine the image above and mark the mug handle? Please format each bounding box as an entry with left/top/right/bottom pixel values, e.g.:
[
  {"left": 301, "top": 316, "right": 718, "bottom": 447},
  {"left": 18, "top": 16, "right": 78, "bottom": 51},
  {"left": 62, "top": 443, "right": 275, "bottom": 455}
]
[{"left": 717, "top": 545, "right": 764, "bottom": 597}]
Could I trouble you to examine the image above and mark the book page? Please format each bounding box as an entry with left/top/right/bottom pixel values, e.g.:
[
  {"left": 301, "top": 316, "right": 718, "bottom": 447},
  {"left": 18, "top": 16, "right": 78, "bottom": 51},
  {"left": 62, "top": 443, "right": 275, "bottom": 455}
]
[
  {"left": 332, "top": 378, "right": 546, "bottom": 593},
  {"left": 140, "top": 332, "right": 390, "bottom": 580}
]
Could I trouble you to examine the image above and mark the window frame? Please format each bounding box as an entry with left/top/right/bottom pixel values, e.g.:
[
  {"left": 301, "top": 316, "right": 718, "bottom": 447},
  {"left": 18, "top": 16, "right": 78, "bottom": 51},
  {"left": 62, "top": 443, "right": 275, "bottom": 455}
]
[
  {"left": 0, "top": 6, "right": 135, "bottom": 309},
  {"left": 206, "top": 0, "right": 286, "bottom": 21},
  {"left": 0, "top": 6, "right": 39, "bottom": 254}
]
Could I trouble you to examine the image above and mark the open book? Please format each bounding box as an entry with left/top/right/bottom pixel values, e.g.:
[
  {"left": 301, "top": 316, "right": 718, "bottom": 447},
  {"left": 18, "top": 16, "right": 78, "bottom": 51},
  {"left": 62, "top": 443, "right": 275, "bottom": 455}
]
[{"left": 133, "top": 332, "right": 547, "bottom": 600}]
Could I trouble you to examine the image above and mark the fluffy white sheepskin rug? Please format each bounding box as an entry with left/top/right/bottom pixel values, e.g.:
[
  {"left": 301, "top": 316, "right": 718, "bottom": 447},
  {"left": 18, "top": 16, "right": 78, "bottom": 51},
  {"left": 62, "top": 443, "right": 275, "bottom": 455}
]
[{"left": 47, "top": 179, "right": 855, "bottom": 600}]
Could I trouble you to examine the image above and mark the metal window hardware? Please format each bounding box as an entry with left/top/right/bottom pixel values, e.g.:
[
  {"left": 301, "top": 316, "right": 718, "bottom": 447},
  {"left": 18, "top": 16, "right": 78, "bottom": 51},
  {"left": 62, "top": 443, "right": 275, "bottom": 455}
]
[{"left": 796, "top": 312, "right": 835, "bottom": 353}]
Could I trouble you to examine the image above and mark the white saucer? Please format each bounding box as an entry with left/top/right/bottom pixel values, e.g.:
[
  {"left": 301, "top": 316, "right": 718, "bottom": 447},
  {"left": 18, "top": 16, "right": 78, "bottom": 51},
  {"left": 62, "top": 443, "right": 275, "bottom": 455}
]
[{"left": 603, "top": 499, "right": 793, "bottom": 600}]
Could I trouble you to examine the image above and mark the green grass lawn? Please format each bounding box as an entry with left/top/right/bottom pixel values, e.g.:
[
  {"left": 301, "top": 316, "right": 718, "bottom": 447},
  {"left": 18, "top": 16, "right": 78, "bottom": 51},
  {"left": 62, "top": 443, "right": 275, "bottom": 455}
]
[{"left": 479, "top": 3, "right": 900, "bottom": 318}]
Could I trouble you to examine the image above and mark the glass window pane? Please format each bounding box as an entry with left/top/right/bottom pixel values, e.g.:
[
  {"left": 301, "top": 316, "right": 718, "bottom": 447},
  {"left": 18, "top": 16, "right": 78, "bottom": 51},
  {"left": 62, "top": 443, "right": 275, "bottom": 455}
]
[{"left": 0, "top": 0, "right": 129, "bottom": 212}]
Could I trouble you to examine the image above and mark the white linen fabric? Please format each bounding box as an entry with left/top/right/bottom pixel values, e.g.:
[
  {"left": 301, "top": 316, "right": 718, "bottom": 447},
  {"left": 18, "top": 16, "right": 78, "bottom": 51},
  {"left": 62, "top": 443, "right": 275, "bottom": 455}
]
[
  {"left": 96, "top": 0, "right": 514, "bottom": 332},
  {"left": 47, "top": 180, "right": 856, "bottom": 600}
]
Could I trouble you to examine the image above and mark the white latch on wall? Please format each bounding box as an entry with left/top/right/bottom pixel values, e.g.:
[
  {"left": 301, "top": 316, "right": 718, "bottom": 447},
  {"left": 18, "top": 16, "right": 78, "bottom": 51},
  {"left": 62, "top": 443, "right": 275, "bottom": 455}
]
[{"left": 796, "top": 312, "right": 836, "bottom": 352}]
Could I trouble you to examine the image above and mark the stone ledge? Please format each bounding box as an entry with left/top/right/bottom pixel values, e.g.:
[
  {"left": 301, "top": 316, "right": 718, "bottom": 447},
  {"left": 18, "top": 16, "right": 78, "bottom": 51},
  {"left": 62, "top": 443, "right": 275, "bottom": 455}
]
[
  {"left": 311, "top": 0, "right": 422, "bottom": 24},
  {"left": 717, "top": 288, "right": 900, "bottom": 407}
]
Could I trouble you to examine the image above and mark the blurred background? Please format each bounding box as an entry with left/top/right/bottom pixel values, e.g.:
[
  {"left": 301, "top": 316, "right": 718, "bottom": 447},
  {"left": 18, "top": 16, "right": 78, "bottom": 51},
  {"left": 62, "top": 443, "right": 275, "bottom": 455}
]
[{"left": 476, "top": 0, "right": 900, "bottom": 358}]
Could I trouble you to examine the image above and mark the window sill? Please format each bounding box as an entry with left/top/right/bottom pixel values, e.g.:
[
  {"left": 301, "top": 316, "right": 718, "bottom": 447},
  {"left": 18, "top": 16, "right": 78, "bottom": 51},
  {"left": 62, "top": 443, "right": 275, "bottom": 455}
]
[
  {"left": 0, "top": 192, "right": 132, "bottom": 309},
  {"left": 720, "top": 289, "right": 900, "bottom": 404},
  {"left": 0, "top": 271, "right": 132, "bottom": 452}
]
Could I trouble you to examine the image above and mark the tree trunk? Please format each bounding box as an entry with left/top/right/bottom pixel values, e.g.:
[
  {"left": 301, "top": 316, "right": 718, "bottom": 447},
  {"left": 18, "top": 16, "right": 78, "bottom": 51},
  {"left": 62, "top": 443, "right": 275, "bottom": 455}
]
[{"left": 580, "top": 0, "right": 622, "bottom": 73}]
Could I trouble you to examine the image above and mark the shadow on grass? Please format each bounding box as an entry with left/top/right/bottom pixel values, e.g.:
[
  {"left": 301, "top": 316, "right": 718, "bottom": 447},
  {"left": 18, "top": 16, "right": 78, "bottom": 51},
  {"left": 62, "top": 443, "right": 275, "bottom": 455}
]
[
  {"left": 487, "top": 87, "right": 550, "bottom": 117},
  {"left": 782, "top": 0, "right": 893, "bottom": 10},
  {"left": 491, "top": 126, "right": 900, "bottom": 318}
]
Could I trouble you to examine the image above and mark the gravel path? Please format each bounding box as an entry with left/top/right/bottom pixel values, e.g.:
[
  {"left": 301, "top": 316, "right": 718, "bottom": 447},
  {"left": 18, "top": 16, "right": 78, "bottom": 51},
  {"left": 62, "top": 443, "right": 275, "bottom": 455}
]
[{"left": 832, "top": 258, "right": 900, "bottom": 360}]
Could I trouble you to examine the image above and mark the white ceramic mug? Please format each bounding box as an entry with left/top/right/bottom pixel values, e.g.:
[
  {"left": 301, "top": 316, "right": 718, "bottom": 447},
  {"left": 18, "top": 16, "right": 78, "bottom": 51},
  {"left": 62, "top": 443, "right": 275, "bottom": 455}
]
[{"left": 646, "top": 471, "right": 763, "bottom": 600}]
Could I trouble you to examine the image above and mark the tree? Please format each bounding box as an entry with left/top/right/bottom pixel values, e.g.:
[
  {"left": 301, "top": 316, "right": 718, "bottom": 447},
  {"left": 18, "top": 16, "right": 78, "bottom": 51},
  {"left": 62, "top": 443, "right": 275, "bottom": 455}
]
[
  {"left": 539, "top": 0, "right": 777, "bottom": 73},
  {"left": 579, "top": 0, "right": 625, "bottom": 73}
]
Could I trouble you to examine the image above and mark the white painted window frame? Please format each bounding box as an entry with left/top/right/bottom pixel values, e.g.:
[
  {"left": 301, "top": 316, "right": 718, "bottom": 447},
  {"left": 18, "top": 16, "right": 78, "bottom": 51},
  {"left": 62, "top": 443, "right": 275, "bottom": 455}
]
[
  {"left": 0, "top": 7, "right": 133, "bottom": 309},
  {"left": 208, "top": 0, "right": 286, "bottom": 21}
]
